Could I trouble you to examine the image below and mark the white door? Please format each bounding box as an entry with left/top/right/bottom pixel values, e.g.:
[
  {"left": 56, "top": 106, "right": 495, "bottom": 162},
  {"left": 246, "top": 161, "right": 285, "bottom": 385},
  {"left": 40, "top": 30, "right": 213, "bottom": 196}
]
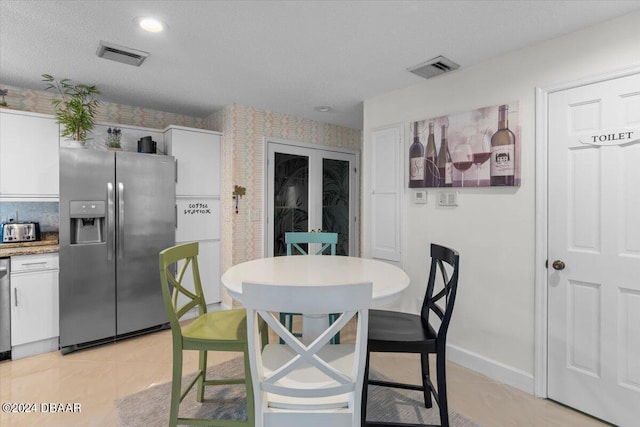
[
  {"left": 547, "top": 72, "right": 640, "bottom": 426},
  {"left": 370, "top": 124, "right": 403, "bottom": 262},
  {"left": 266, "top": 141, "right": 358, "bottom": 257}
]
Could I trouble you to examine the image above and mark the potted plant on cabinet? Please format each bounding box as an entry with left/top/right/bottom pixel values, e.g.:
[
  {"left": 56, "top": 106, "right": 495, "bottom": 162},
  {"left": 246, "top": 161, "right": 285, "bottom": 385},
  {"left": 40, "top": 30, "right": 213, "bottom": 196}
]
[
  {"left": 42, "top": 74, "right": 101, "bottom": 146},
  {"left": 106, "top": 127, "right": 122, "bottom": 150}
]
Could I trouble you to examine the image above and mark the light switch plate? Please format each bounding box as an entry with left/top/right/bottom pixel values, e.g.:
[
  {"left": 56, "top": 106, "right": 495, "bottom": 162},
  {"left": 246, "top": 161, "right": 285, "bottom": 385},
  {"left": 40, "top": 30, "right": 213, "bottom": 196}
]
[{"left": 438, "top": 191, "right": 458, "bottom": 207}]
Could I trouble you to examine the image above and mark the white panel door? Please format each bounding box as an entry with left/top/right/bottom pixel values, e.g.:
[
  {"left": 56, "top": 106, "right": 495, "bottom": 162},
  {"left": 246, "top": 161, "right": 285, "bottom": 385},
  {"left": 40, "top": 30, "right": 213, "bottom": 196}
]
[
  {"left": 548, "top": 72, "right": 640, "bottom": 426},
  {"left": 370, "top": 124, "right": 402, "bottom": 262}
]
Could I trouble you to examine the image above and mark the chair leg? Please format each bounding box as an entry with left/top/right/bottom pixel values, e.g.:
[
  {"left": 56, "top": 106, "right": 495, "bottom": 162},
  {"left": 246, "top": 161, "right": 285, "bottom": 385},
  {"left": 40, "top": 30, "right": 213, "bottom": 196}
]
[
  {"left": 420, "top": 352, "right": 433, "bottom": 408},
  {"left": 279, "top": 312, "right": 295, "bottom": 344},
  {"left": 197, "top": 349, "right": 207, "bottom": 402},
  {"left": 361, "top": 350, "right": 370, "bottom": 426},
  {"left": 329, "top": 313, "right": 340, "bottom": 344},
  {"left": 243, "top": 346, "right": 256, "bottom": 427},
  {"left": 169, "top": 349, "right": 183, "bottom": 427},
  {"left": 436, "top": 347, "right": 449, "bottom": 427}
]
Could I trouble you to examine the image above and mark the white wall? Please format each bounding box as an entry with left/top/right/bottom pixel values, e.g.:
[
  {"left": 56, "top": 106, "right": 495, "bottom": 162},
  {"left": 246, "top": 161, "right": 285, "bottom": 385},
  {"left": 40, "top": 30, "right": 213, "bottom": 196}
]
[{"left": 362, "top": 11, "right": 640, "bottom": 391}]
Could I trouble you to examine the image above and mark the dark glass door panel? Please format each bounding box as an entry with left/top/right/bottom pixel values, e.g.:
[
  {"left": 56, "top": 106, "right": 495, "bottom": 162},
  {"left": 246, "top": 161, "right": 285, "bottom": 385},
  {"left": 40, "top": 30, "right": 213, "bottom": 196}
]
[
  {"left": 322, "top": 158, "right": 350, "bottom": 256},
  {"left": 273, "top": 153, "right": 309, "bottom": 256}
]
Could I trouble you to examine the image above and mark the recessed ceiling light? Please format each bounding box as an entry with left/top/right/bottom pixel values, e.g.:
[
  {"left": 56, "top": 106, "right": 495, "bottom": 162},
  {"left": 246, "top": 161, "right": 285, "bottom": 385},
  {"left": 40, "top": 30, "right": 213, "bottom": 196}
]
[
  {"left": 315, "top": 106, "right": 332, "bottom": 113},
  {"left": 138, "top": 17, "right": 164, "bottom": 33}
]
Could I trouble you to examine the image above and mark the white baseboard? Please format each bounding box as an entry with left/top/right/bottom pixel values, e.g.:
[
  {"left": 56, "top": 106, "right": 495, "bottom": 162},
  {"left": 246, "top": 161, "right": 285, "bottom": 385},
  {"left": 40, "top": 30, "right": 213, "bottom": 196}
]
[
  {"left": 11, "top": 337, "right": 59, "bottom": 360},
  {"left": 447, "top": 344, "right": 535, "bottom": 395}
]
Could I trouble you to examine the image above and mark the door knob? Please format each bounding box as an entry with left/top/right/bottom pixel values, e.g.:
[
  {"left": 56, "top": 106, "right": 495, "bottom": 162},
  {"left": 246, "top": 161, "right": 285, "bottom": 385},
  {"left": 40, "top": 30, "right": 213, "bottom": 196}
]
[{"left": 552, "top": 260, "right": 566, "bottom": 271}]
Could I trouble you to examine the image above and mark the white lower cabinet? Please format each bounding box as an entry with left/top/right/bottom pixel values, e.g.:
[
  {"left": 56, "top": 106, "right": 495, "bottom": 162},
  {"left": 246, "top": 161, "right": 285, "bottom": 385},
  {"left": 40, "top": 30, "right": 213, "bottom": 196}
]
[
  {"left": 10, "top": 254, "right": 59, "bottom": 359},
  {"left": 174, "top": 241, "right": 221, "bottom": 318}
]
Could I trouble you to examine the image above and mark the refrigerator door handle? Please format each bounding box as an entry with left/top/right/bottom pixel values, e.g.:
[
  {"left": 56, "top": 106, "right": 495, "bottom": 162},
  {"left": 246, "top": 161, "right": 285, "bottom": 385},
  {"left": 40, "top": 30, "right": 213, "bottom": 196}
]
[
  {"left": 118, "top": 182, "right": 125, "bottom": 259},
  {"left": 107, "top": 182, "right": 115, "bottom": 261}
]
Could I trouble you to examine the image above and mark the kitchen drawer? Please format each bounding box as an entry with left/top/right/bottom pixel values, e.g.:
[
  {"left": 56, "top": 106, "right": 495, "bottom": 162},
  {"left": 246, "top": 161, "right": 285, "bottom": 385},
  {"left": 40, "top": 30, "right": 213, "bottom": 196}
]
[{"left": 11, "top": 253, "right": 59, "bottom": 272}]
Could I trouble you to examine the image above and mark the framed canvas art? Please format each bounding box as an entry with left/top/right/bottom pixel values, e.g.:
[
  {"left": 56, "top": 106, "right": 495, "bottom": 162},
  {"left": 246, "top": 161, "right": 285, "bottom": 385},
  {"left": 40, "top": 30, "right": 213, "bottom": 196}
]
[{"left": 409, "top": 101, "right": 521, "bottom": 188}]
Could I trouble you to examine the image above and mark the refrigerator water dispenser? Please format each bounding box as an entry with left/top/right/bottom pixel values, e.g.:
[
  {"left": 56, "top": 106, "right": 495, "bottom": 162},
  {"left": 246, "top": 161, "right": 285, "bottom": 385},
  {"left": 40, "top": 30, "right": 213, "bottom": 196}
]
[{"left": 69, "top": 201, "right": 105, "bottom": 244}]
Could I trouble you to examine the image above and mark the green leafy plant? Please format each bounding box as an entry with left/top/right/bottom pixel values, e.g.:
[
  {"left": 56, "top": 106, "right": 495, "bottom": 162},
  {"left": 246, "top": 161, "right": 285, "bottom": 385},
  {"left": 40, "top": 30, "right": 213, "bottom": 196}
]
[{"left": 42, "top": 74, "right": 101, "bottom": 143}]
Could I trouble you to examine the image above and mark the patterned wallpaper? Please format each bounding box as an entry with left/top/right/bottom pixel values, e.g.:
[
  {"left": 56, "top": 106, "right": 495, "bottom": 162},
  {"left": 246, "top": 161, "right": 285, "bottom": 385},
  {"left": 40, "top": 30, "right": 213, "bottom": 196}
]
[
  {"left": 0, "top": 84, "right": 213, "bottom": 131},
  {"left": 217, "top": 103, "right": 362, "bottom": 277}
]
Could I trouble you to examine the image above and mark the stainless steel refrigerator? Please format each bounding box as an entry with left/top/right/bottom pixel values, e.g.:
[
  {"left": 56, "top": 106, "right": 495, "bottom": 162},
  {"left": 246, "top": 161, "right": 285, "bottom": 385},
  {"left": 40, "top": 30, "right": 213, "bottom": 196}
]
[{"left": 59, "top": 148, "right": 175, "bottom": 353}]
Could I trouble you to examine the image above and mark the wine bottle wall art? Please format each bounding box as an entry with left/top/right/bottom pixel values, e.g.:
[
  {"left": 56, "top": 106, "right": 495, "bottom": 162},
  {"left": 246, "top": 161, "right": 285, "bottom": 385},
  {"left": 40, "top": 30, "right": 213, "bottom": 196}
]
[{"left": 409, "top": 101, "right": 520, "bottom": 188}]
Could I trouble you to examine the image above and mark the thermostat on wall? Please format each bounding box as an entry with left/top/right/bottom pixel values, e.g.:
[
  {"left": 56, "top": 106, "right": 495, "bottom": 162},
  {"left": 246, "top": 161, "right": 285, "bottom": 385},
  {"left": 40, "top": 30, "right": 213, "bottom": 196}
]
[{"left": 413, "top": 190, "right": 427, "bottom": 204}]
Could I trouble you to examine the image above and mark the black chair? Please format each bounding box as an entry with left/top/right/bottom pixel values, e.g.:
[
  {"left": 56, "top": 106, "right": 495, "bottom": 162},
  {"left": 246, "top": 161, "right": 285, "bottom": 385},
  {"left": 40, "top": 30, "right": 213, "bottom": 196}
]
[{"left": 362, "top": 243, "right": 460, "bottom": 427}]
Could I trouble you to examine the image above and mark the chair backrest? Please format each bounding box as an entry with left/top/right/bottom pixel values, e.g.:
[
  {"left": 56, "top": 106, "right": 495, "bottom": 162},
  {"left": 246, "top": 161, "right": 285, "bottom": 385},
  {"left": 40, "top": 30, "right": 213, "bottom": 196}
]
[
  {"left": 285, "top": 232, "right": 338, "bottom": 255},
  {"left": 420, "top": 244, "right": 460, "bottom": 341},
  {"left": 243, "top": 281, "right": 372, "bottom": 426},
  {"left": 159, "top": 242, "right": 207, "bottom": 335}
]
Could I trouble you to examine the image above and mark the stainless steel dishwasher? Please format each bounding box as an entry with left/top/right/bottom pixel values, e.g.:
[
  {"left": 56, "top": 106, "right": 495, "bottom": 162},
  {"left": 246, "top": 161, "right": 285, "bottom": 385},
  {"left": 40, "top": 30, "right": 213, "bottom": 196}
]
[{"left": 0, "top": 257, "right": 10, "bottom": 360}]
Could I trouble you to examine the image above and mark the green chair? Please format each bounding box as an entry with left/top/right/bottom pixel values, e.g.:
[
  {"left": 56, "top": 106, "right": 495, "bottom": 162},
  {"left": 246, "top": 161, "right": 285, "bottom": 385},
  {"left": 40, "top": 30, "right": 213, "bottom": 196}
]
[
  {"left": 281, "top": 232, "right": 341, "bottom": 344},
  {"left": 159, "top": 241, "right": 267, "bottom": 427}
]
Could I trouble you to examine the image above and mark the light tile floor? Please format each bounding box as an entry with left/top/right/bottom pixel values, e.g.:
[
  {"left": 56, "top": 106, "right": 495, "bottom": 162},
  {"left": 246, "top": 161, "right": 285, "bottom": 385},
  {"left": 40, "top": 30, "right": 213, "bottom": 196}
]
[{"left": 0, "top": 325, "right": 609, "bottom": 427}]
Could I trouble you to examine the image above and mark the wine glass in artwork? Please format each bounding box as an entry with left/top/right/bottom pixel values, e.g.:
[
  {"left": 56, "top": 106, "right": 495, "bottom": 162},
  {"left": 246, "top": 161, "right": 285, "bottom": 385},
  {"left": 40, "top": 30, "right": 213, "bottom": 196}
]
[
  {"left": 452, "top": 138, "right": 473, "bottom": 187},
  {"left": 471, "top": 129, "right": 492, "bottom": 187}
]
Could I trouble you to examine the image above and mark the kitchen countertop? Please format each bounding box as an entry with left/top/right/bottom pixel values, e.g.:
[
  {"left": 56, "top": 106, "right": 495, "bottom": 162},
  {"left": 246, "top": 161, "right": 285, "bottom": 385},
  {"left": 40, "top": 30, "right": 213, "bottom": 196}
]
[{"left": 0, "top": 232, "right": 59, "bottom": 257}]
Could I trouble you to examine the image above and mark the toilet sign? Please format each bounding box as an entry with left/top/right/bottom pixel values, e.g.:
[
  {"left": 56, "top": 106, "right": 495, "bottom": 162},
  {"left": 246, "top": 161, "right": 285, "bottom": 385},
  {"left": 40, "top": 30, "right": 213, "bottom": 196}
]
[{"left": 580, "top": 129, "right": 638, "bottom": 146}]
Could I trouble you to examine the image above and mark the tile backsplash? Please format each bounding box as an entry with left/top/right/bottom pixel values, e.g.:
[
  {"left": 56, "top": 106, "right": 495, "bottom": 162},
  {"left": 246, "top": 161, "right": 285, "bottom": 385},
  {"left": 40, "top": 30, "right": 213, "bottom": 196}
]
[{"left": 0, "top": 202, "right": 59, "bottom": 232}]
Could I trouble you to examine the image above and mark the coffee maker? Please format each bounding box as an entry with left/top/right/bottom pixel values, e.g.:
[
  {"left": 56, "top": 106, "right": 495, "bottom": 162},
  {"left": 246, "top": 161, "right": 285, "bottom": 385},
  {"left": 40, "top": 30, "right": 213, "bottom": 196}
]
[{"left": 137, "top": 136, "right": 157, "bottom": 154}]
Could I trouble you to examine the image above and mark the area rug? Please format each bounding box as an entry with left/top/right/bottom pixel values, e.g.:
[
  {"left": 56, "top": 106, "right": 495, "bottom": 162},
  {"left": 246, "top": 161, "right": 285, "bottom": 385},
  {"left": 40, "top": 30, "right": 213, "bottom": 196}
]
[{"left": 116, "top": 357, "right": 481, "bottom": 426}]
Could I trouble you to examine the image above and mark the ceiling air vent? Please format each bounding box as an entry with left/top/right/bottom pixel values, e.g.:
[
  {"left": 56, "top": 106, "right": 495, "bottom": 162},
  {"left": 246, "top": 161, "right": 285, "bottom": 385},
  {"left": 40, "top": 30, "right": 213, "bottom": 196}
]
[
  {"left": 96, "top": 41, "right": 149, "bottom": 67},
  {"left": 407, "top": 55, "right": 459, "bottom": 79}
]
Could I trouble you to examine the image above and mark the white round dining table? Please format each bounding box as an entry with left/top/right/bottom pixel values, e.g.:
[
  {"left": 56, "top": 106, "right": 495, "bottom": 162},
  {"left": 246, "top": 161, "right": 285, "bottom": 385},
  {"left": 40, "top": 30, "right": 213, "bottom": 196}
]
[{"left": 221, "top": 255, "right": 410, "bottom": 343}]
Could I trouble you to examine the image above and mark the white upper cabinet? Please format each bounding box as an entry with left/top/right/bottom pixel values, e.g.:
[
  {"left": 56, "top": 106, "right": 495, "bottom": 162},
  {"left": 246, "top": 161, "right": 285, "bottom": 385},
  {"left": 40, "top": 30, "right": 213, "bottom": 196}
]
[
  {"left": 0, "top": 109, "right": 60, "bottom": 198},
  {"left": 163, "top": 126, "right": 221, "bottom": 196}
]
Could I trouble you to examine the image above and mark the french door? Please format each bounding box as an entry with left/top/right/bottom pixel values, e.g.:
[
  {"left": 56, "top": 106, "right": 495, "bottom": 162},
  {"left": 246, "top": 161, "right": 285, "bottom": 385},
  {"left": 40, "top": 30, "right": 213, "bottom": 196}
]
[{"left": 266, "top": 140, "right": 358, "bottom": 257}]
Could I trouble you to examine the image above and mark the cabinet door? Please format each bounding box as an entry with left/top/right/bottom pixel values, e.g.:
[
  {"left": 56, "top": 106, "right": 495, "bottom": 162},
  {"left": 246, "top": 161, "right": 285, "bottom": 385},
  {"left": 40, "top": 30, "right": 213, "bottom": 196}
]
[
  {"left": 194, "top": 240, "right": 220, "bottom": 304},
  {"left": 10, "top": 269, "right": 59, "bottom": 346},
  {"left": 175, "top": 240, "right": 221, "bottom": 306},
  {"left": 176, "top": 197, "right": 220, "bottom": 242},
  {"left": 0, "top": 110, "right": 60, "bottom": 197},
  {"left": 166, "top": 128, "right": 221, "bottom": 196}
]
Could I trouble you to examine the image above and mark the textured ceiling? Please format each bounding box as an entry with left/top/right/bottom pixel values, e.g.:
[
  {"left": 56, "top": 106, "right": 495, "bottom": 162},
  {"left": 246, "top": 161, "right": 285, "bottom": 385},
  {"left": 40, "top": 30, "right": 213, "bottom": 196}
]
[{"left": 1, "top": 1, "right": 639, "bottom": 130}]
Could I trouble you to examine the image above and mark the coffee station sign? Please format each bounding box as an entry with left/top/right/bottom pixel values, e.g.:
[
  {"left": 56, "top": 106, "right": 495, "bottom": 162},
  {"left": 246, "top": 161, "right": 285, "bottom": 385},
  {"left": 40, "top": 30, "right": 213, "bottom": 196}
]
[
  {"left": 184, "top": 202, "right": 212, "bottom": 215},
  {"left": 580, "top": 129, "right": 638, "bottom": 146},
  {"left": 176, "top": 198, "right": 220, "bottom": 242}
]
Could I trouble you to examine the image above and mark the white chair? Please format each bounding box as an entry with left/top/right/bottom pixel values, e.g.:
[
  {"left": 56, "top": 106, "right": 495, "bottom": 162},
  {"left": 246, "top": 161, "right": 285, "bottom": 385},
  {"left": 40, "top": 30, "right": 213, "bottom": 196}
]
[{"left": 243, "top": 281, "right": 372, "bottom": 427}]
